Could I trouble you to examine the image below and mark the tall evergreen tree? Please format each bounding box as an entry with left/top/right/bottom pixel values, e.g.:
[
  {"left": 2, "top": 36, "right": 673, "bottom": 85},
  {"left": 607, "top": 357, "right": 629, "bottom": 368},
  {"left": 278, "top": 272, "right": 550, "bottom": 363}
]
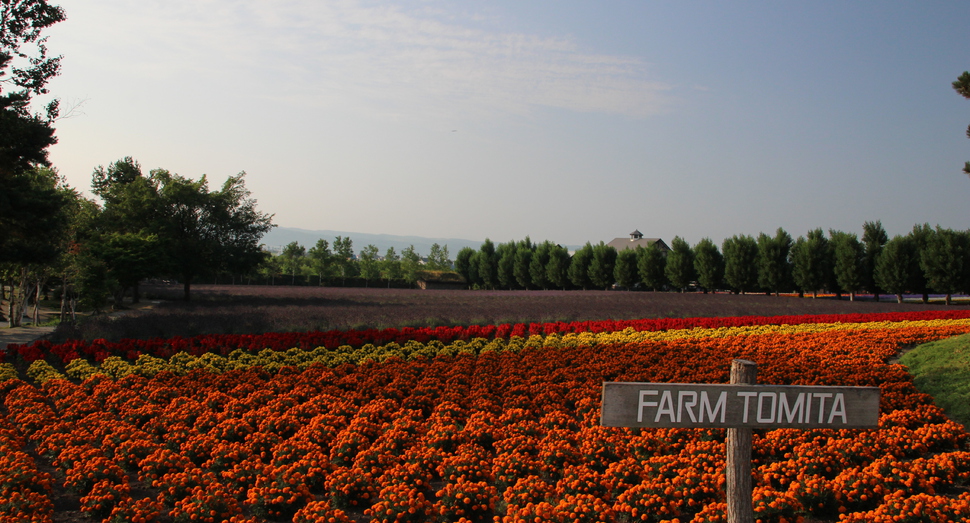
[
  {"left": 920, "top": 226, "right": 970, "bottom": 305},
  {"left": 908, "top": 224, "right": 934, "bottom": 303},
  {"left": 790, "top": 229, "right": 831, "bottom": 298},
  {"left": 546, "top": 244, "right": 571, "bottom": 290},
  {"left": 613, "top": 248, "right": 639, "bottom": 289},
  {"left": 637, "top": 244, "right": 667, "bottom": 291},
  {"left": 568, "top": 242, "right": 594, "bottom": 290},
  {"left": 692, "top": 238, "right": 723, "bottom": 293},
  {"left": 513, "top": 237, "right": 534, "bottom": 289},
  {"left": 529, "top": 241, "right": 555, "bottom": 289},
  {"left": 722, "top": 234, "right": 758, "bottom": 294},
  {"left": 861, "top": 220, "right": 888, "bottom": 301},
  {"left": 875, "top": 235, "right": 919, "bottom": 304},
  {"left": 588, "top": 242, "right": 618, "bottom": 290},
  {"left": 477, "top": 238, "right": 498, "bottom": 290},
  {"left": 665, "top": 236, "right": 695, "bottom": 292},
  {"left": 757, "top": 228, "right": 793, "bottom": 296},
  {"left": 496, "top": 241, "right": 518, "bottom": 290},
  {"left": 454, "top": 246, "right": 477, "bottom": 286},
  {"left": 830, "top": 230, "right": 864, "bottom": 301}
]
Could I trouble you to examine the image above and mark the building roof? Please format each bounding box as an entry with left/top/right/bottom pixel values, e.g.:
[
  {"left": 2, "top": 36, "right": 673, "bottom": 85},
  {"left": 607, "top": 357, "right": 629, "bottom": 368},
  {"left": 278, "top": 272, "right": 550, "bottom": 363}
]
[{"left": 607, "top": 236, "right": 669, "bottom": 252}]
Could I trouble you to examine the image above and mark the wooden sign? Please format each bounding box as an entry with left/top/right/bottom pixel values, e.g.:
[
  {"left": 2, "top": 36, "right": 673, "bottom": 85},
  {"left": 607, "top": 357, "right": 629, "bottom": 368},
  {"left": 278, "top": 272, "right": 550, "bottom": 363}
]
[{"left": 601, "top": 382, "right": 881, "bottom": 429}]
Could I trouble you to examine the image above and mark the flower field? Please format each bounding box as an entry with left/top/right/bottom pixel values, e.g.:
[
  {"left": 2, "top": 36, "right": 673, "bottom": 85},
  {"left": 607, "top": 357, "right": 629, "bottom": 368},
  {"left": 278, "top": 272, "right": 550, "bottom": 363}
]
[{"left": 3, "top": 310, "right": 970, "bottom": 522}]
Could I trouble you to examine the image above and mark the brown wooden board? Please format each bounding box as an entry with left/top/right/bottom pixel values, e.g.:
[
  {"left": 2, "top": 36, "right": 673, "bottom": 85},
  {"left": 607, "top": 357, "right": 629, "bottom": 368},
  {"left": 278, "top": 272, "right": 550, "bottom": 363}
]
[{"left": 601, "top": 382, "right": 880, "bottom": 429}]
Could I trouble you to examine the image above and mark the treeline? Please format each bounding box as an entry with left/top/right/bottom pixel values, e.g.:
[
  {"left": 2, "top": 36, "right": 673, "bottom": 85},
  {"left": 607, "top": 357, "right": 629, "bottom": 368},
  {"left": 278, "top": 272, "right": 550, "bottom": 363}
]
[
  {"left": 448, "top": 223, "right": 970, "bottom": 305},
  {"left": 2, "top": 157, "right": 274, "bottom": 326},
  {"left": 258, "top": 240, "right": 454, "bottom": 287}
]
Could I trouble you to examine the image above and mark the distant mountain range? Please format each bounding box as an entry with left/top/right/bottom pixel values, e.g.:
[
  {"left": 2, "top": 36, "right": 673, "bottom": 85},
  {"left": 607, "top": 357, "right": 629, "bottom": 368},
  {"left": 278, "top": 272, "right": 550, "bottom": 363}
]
[{"left": 260, "top": 227, "right": 485, "bottom": 256}]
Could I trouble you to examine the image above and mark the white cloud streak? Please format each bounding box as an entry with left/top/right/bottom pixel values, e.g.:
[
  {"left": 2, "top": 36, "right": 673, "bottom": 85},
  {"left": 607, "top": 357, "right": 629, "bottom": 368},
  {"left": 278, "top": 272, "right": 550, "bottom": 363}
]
[{"left": 65, "top": 0, "right": 673, "bottom": 120}]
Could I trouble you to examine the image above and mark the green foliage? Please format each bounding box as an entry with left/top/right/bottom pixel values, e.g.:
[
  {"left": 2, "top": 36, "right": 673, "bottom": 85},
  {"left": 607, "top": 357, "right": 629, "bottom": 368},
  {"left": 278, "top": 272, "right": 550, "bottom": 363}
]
[
  {"left": 357, "top": 244, "right": 380, "bottom": 282},
  {"left": 875, "top": 235, "right": 919, "bottom": 303},
  {"left": 513, "top": 237, "right": 534, "bottom": 289},
  {"left": 637, "top": 244, "right": 667, "bottom": 291},
  {"left": 919, "top": 226, "right": 970, "bottom": 304},
  {"left": 612, "top": 248, "right": 639, "bottom": 289},
  {"left": 953, "top": 71, "right": 970, "bottom": 175},
  {"left": 664, "top": 236, "right": 695, "bottom": 291},
  {"left": 692, "top": 238, "right": 723, "bottom": 292},
  {"left": 400, "top": 245, "right": 421, "bottom": 284},
  {"left": 830, "top": 230, "right": 864, "bottom": 298},
  {"left": 861, "top": 220, "right": 888, "bottom": 296},
  {"left": 380, "top": 247, "right": 402, "bottom": 283},
  {"left": 454, "top": 247, "right": 478, "bottom": 287},
  {"left": 901, "top": 333, "right": 970, "bottom": 428},
  {"left": 757, "top": 228, "right": 792, "bottom": 295},
  {"left": 530, "top": 241, "right": 554, "bottom": 289},
  {"left": 790, "top": 229, "right": 832, "bottom": 297},
  {"left": 722, "top": 234, "right": 758, "bottom": 293},
  {"left": 307, "top": 239, "right": 334, "bottom": 281},
  {"left": 568, "top": 243, "right": 594, "bottom": 290},
  {"left": 546, "top": 243, "right": 571, "bottom": 290},
  {"left": 426, "top": 243, "right": 451, "bottom": 271},
  {"left": 588, "top": 242, "right": 617, "bottom": 290},
  {"left": 279, "top": 241, "right": 308, "bottom": 283},
  {"left": 477, "top": 238, "right": 497, "bottom": 289},
  {"left": 495, "top": 241, "right": 518, "bottom": 290}
]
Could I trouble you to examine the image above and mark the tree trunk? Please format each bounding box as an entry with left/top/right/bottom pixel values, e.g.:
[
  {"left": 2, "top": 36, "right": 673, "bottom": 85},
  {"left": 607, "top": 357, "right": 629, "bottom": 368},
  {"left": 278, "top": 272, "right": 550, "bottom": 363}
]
[
  {"left": 132, "top": 282, "right": 140, "bottom": 304},
  {"left": 849, "top": 292, "right": 855, "bottom": 302},
  {"left": 896, "top": 293, "right": 903, "bottom": 304},
  {"left": 183, "top": 278, "right": 192, "bottom": 301},
  {"left": 946, "top": 293, "right": 952, "bottom": 306}
]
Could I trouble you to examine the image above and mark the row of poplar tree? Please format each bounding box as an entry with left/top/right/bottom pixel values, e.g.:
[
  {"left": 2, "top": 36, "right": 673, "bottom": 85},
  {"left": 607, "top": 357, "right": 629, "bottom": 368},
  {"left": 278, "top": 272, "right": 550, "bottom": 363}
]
[{"left": 448, "top": 222, "right": 970, "bottom": 304}]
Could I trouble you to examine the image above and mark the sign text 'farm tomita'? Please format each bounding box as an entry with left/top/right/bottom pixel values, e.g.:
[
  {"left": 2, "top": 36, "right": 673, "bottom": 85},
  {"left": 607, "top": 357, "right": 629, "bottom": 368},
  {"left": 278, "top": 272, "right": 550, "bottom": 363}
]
[{"left": 600, "top": 382, "right": 881, "bottom": 429}]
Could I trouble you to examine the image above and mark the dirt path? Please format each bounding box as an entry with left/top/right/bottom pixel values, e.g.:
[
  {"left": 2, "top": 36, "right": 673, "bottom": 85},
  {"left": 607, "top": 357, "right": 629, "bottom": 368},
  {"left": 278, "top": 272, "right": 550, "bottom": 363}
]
[{"left": 0, "top": 304, "right": 59, "bottom": 353}]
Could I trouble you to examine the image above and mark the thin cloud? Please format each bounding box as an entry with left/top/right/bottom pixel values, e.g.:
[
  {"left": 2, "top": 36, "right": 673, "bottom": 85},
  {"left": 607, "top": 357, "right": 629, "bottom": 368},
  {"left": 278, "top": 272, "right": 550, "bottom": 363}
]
[{"left": 61, "top": 0, "right": 675, "bottom": 119}]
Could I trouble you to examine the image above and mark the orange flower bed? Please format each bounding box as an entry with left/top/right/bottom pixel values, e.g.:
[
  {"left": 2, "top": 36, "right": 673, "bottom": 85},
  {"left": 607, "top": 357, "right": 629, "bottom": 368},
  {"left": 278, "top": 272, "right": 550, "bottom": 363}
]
[{"left": 1, "top": 320, "right": 969, "bottom": 522}]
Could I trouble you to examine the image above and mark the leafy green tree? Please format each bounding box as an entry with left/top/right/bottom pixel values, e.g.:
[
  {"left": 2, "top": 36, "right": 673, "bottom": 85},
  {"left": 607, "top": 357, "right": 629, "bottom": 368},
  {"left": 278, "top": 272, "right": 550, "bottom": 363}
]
[
  {"left": 568, "top": 242, "right": 594, "bottom": 290},
  {"left": 477, "top": 238, "right": 498, "bottom": 289},
  {"left": 908, "top": 223, "right": 934, "bottom": 303},
  {"left": 953, "top": 71, "right": 970, "bottom": 175},
  {"left": 279, "top": 241, "right": 306, "bottom": 284},
  {"left": 530, "top": 241, "right": 554, "bottom": 289},
  {"left": 358, "top": 244, "right": 380, "bottom": 284},
  {"left": 86, "top": 157, "right": 165, "bottom": 303},
  {"left": 693, "top": 238, "right": 723, "bottom": 293},
  {"left": 875, "top": 235, "right": 919, "bottom": 304},
  {"left": 790, "top": 229, "right": 831, "bottom": 298},
  {"left": 513, "top": 237, "right": 534, "bottom": 289},
  {"left": 332, "top": 236, "right": 356, "bottom": 281},
  {"left": 400, "top": 245, "right": 421, "bottom": 285},
  {"left": 830, "top": 230, "right": 864, "bottom": 301},
  {"left": 151, "top": 170, "right": 274, "bottom": 300},
  {"left": 380, "top": 247, "right": 402, "bottom": 286},
  {"left": 427, "top": 243, "right": 451, "bottom": 270},
  {"left": 613, "top": 248, "right": 639, "bottom": 289},
  {"left": 496, "top": 241, "right": 518, "bottom": 290},
  {"left": 757, "top": 228, "right": 793, "bottom": 296},
  {"left": 637, "top": 244, "right": 667, "bottom": 291},
  {"left": 588, "top": 242, "right": 618, "bottom": 290},
  {"left": 546, "top": 244, "right": 571, "bottom": 290},
  {"left": 665, "top": 236, "right": 695, "bottom": 292},
  {"left": 862, "top": 220, "right": 888, "bottom": 301},
  {"left": 454, "top": 247, "right": 477, "bottom": 286},
  {"left": 257, "top": 248, "right": 283, "bottom": 285},
  {"left": 0, "top": 0, "right": 65, "bottom": 181},
  {"left": 307, "top": 239, "right": 333, "bottom": 284},
  {"left": 722, "top": 234, "right": 758, "bottom": 294},
  {"left": 920, "top": 226, "right": 970, "bottom": 305}
]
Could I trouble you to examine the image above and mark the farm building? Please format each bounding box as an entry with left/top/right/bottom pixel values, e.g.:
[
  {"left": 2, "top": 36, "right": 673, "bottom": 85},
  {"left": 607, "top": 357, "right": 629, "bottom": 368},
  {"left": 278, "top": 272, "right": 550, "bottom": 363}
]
[{"left": 607, "top": 230, "right": 669, "bottom": 252}]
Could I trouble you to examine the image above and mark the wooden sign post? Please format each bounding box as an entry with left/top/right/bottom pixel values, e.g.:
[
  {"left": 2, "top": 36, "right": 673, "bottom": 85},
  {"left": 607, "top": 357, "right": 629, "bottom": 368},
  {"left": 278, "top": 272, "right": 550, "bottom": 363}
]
[{"left": 600, "top": 359, "right": 881, "bottom": 522}]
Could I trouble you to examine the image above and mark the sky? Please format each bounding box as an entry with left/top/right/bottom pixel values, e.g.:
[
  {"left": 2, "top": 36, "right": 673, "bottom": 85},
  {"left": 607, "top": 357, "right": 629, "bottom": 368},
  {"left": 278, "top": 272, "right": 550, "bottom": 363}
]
[{"left": 39, "top": 0, "right": 970, "bottom": 248}]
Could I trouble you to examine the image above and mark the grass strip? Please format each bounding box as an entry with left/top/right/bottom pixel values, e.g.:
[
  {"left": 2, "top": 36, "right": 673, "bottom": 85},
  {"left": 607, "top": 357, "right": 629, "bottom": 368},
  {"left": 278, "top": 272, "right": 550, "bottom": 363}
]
[{"left": 901, "top": 333, "right": 970, "bottom": 428}]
